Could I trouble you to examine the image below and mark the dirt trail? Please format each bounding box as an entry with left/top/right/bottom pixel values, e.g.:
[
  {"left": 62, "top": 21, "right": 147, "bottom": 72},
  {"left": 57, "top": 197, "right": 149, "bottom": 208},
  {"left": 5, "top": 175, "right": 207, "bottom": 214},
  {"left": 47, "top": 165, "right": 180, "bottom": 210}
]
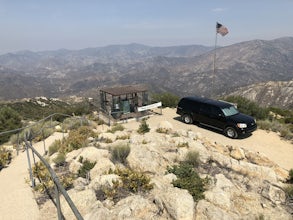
[
  {"left": 0, "top": 132, "right": 64, "bottom": 220},
  {"left": 124, "top": 108, "right": 293, "bottom": 171}
]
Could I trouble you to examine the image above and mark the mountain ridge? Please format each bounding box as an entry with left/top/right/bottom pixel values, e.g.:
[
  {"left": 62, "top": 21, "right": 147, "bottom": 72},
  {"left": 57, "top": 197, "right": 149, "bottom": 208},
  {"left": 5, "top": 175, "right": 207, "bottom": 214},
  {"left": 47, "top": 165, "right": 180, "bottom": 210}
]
[{"left": 0, "top": 37, "right": 292, "bottom": 108}]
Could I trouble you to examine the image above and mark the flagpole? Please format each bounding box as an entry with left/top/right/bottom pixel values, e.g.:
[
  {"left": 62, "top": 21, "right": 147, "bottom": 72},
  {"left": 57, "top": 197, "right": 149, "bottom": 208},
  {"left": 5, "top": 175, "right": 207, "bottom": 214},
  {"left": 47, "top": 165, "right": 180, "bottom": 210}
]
[{"left": 213, "top": 30, "right": 218, "bottom": 96}]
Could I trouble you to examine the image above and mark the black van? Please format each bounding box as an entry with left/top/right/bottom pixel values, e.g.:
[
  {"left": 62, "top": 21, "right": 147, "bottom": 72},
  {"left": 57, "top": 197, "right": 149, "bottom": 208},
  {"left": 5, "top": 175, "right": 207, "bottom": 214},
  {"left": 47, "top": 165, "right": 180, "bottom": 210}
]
[{"left": 176, "top": 96, "right": 257, "bottom": 138}]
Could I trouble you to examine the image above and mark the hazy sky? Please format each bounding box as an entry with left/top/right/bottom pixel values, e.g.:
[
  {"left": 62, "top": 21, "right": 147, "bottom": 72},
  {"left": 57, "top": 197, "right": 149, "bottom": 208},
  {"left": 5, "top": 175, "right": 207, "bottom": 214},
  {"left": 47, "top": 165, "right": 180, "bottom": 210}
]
[{"left": 0, "top": 0, "right": 292, "bottom": 54}]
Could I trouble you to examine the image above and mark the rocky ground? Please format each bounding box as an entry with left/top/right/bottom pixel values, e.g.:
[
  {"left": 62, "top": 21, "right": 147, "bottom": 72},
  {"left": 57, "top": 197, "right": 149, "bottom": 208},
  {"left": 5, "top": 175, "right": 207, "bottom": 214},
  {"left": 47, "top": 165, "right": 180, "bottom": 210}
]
[{"left": 37, "top": 109, "right": 293, "bottom": 220}]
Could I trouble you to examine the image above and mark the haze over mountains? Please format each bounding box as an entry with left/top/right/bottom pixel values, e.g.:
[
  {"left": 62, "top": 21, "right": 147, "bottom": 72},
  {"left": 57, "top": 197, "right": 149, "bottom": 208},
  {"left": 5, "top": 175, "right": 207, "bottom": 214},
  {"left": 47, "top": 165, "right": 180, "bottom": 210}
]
[{"left": 0, "top": 37, "right": 292, "bottom": 108}]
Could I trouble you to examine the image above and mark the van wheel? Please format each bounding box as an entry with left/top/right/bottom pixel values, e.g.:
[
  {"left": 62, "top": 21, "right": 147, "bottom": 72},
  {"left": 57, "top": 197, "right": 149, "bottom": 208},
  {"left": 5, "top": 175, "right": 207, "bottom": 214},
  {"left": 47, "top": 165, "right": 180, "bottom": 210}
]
[
  {"left": 224, "top": 127, "right": 238, "bottom": 139},
  {"left": 182, "top": 114, "right": 193, "bottom": 124}
]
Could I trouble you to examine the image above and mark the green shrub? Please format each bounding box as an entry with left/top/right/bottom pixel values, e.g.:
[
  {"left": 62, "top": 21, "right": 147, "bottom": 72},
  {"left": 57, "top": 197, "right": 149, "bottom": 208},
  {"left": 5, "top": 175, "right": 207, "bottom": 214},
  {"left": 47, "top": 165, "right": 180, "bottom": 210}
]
[
  {"left": 78, "top": 158, "right": 96, "bottom": 178},
  {"left": 284, "top": 185, "right": 293, "bottom": 199},
  {"left": 156, "top": 127, "right": 171, "bottom": 134},
  {"left": 167, "top": 163, "right": 207, "bottom": 202},
  {"left": 223, "top": 96, "right": 268, "bottom": 120},
  {"left": 108, "top": 123, "right": 124, "bottom": 133},
  {"left": 151, "top": 92, "right": 179, "bottom": 108},
  {"left": 177, "top": 142, "right": 189, "bottom": 148},
  {"left": 0, "top": 107, "right": 22, "bottom": 144},
  {"left": 60, "top": 126, "right": 94, "bottom": 153},
  {"left": 137, "top": 119, "right": 150, "bottom": 134},
  {"left": 0, "top": 147, "right": 12, "bottom": 169},
  {"left": 111, "top": 144, "right": 130, "bottom": 165},
  {"left": 48, "top": 140, "right": 61, "bottom": 156},
  {"left": 288, "top": 169, "right": 293, "bottom": 184},
  {"left": 32, "top": 161, "right": 74, "bottom": 193},
  {"left": 101, "top": 168, "right": 153, "bottom": 203},
  {"left": 53, "top": 153, "right": 66, "bottom": 167},
  {"left": 62, "top": 117, "right": 89, "bottom": 131},
  {"left": 184, "top": 150, "right": 200, "bottom": 167}
]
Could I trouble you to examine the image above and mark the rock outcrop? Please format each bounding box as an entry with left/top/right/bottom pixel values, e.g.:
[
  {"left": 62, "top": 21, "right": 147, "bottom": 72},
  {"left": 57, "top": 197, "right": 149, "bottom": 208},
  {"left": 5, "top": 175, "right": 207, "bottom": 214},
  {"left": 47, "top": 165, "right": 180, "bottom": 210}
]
[{"left": 40, "top": 119, "right": 292, "bottom": 220}]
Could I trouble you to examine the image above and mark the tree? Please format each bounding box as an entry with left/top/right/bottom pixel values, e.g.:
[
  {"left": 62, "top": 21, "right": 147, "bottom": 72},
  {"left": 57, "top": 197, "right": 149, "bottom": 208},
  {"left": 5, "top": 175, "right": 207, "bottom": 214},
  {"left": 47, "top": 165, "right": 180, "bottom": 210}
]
[
  {"left": 0, "top": 107, "right": 22, "bottom": 144},
  {"left": 151, "top": 92, "right": 179, "bottom": 108}
]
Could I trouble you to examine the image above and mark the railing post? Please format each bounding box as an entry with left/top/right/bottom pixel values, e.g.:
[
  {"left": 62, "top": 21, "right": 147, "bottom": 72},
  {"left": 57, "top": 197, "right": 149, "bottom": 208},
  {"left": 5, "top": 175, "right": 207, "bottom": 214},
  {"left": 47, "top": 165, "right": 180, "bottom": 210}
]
[
  {"left": 25, "top": 142, "right": 35, "bottom": 188},
  {"left": 55, "top": 184, "right": 62, "bottom": 220},
  {"left": 42, "top": 129, "right": 46, "bottom": 155},
  {"left": 16, "top": 132, "right": 20, "bottom": 156}
]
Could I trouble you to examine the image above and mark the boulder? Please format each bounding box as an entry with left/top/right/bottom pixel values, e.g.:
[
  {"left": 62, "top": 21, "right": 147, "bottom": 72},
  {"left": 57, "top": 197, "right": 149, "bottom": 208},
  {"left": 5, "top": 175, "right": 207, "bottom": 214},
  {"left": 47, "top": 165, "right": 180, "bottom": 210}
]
[
  {"left": 89, "top": 174, "right": 120, "bottom": 191},
  {"left": 127, "top": 143, "right": 170, "bottom": 174},
  {"left": 69, "top": 160, "right": 82, "bottom": 174},
  {"left": 204, "top": 174, "right": 234, "bottom": 210},
  {"left": 196, "top": 200, "right": 238, "bottom": 220},
  {"left": 160, "top": 187, "right": 195, "bottom": 220},
  {"left": 157, "top": 120, "right": 173, "bottom": 132},
  {"left": 73, "top": 177, "right": 89, "bottom": 191},
  {"left": 66, "top": 148, "right": 83, "bottom": 162},
  {"left": 78, "top": 147, "right": 109, "bottom": 163},
  {"left": 98, "top": 132, "right": 116, "bottom": 142},
  {"left": 229, "top": 146, "right": 245, "bottom": 160},
  {"left": 112, "top": 195, "right": 159, "bottom": 219},
  {"left": 90, "top": 158, "right": 116, "bottom": 180},
  {"left": 244, "top": 151, "right": 276, "bottom": 167}
]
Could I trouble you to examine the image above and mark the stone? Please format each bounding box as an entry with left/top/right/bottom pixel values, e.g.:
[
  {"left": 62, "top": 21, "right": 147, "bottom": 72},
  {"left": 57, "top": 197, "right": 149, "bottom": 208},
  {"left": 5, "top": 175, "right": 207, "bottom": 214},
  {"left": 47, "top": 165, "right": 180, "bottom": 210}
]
[
  {"left": 160, "top": 187, "right": 195, "bottom": 220},
  {"left": 69, "top": 160, "right": 82, "bottom": 174},
  {"left": 127, "top": 143, "right": 170, "bottom": 174},
  {"left": 261, "top": 183, "right": 286, "bottom": 205},
  {"left": 98, "top": 132, "right": 116, "bottom": 142},
  {"left": 90, "top": 158, "right": 116, "bottom": 180},
  {"left": 89, "top": 174, "right": 120, "bottom": 191},
  {"left": 204, "top": 174, "right": 234, "bottom": 210},
  {"left": 78, "top": 147, "right": 109, "bottom": 163},
  {"left": 73, "top": 177, "right": 89, "bottom": 191},
  {"left": 65, "top": 148, "right": 83, "bottom": 162},
  {"left": 229, "top": 146, "right": 245, "bottom": 160},
  {"left": 196, "top": 200, "right": 238, "bottom": 220},
  {"left": 245, "top": 151, "right": 275, "bottom": 167},
  {"left": 113, "top": 195, "right": 159, "bottom": 219},
  {"left": 157, "top": 120, "right": 173, "bottom": 132}
]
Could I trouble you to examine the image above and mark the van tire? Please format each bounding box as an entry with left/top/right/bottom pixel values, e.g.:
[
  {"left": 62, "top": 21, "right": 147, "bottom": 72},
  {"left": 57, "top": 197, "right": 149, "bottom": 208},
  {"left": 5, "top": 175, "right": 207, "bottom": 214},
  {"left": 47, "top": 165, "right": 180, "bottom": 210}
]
[
  {"left": 224, "top": 127, "right": 238, "bottom": 139},
  {"left": 182, "top": 114, "right": 193, "bottom": 124}
]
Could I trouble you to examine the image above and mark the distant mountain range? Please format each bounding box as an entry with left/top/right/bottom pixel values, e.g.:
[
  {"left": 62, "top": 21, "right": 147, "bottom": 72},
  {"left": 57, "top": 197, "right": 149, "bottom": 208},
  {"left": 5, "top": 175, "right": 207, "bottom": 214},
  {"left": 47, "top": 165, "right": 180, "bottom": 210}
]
[{"left": 0, "top": 38, "right": 292, "bottom": 108}]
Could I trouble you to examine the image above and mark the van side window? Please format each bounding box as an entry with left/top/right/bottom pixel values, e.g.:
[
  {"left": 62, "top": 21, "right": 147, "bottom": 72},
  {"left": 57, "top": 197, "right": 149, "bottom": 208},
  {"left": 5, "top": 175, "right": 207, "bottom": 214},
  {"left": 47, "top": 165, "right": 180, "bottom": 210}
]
[
  {"left": 211, "top": 106, "right": 222, "bottom": 116},
  {"left": 200, "top": 104, "right": 212, "bottom": 114}
]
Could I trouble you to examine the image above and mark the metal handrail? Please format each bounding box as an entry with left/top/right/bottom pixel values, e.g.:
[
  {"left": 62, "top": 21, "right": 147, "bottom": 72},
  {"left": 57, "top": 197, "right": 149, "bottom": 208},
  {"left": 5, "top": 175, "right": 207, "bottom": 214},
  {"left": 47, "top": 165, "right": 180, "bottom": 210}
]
[
  {"left": 0, "top": 113, "right": 85, "bottom": 220},
  {"left": 24, "top": 139, "right": 83, "bottom": 220}
]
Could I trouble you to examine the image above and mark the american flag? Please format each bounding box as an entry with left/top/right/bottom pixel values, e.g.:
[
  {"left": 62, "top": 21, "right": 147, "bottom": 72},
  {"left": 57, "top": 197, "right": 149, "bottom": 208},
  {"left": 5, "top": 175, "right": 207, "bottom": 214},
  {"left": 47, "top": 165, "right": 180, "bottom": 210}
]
[{"left": 216, "top": 22, "right": 229, "bottom": 36}]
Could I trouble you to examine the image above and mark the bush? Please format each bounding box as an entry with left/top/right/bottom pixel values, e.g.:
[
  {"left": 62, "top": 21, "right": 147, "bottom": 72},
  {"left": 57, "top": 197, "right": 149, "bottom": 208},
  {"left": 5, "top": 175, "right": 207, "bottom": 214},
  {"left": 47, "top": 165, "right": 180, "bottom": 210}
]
[
  {"left": 167, "top": 163, "right": 207, "bottom": 202},
  {"left": 0, "top": 147, "right": 12, "bottom": 169},
  {"left": 48, "top": 140, "right": 62, "bottom": 156},
  {"left": 111, "top": 144, "right": 130, "bottom": 165},
  {"left": 137, "top": 119, "right": 150, "bottom": 134},
  {"left": 223, "top": 96, "right": 268, "bottom": 120},
  {"left": 60, "top": 126, "right": 94, "bottom": 153},
  {"left": 77, "top": 158, "right": 96, "bottom": 179},
  {"left": 101, "top": 168, "right": 153, "bottom": 203},
  {"left": 108, "top": 123, "right": 124, "bottom": 133},
  {"left": 288, "top": 169, "right": 293, "bottom": 184},
  {"left": 32, "top": 161, "right": 74, "bottom": 193},
  {"left": 284, "top": 185, "right": 293, "bottom": 199},
  {"left": 62, "top": 117, "right": 89, "bottom": 131},
  {"left": 53, "top": 153, "right": 66, "bottom": 167},
  {"left": 151, "top": 92, "right": 179, "bottom": 108},
  {"left": 0, "top": 107, "right": 22, "bottom": 144},
  {"left": 184, "top": 150, "right": 200, "bottom": 167},
  {"left": 177, "top": 142, "right": 189, "bottom": 148}
]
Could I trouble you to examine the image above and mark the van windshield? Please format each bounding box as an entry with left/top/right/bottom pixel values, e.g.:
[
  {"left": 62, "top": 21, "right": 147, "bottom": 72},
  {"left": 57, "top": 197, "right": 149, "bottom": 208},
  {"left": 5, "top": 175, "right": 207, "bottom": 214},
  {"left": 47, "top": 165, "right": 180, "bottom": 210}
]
[{"left": 221, "top": 106, "right": 239, "bottom": 116}]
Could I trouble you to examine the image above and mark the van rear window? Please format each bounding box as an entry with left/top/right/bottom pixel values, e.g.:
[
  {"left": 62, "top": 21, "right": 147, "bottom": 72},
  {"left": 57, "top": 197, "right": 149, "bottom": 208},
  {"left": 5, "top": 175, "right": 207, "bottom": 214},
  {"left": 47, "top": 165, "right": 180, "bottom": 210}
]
[{"left": 221, "top": 106, "right": 239, "bottom": 116}]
